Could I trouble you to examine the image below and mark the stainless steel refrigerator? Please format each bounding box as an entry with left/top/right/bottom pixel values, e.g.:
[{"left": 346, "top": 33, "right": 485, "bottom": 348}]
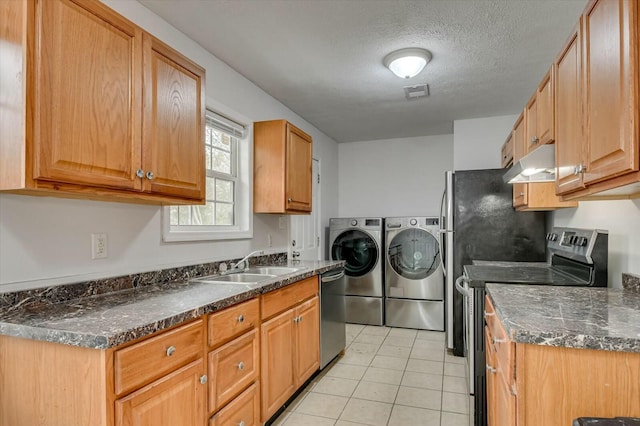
[{"left": 441, "top": 169, "right": 547, "bottom": 357}]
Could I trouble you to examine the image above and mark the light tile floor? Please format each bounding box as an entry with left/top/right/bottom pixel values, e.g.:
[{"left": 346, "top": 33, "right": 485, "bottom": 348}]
[{"left": 271, "top": 324, "right": 473, "bottom": 426}]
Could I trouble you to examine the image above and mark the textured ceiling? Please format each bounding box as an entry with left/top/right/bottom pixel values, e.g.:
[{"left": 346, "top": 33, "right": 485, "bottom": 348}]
[{"left": 139, "top": 0, "right": 588, "bottom": 143}]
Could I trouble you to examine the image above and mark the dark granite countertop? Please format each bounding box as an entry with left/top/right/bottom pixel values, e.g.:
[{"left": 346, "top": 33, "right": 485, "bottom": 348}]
[
  {"left": 486, "top": 283, "right": 640, "bottom": 352},
  {"left": 0, "top": 260, "right": 343, "bottom": 349}
]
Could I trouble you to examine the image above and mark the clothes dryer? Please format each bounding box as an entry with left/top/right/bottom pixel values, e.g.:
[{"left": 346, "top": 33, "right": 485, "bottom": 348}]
[
  {"left": 384, "top": 216, "right": 444, "bottom": 330},
  {"left": 329, "top": 217, "right": 384, "bottom": 325}
]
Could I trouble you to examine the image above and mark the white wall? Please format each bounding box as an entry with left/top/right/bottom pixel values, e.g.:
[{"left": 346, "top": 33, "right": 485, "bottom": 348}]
[
  {"left": 551, "top": 200, "right": 640, "bottom": 288},
  {"left": 453, "top": 115, "right": 518, "bottom": 170},
  {"left": 338, "top": 135, "right": 453, "bottom": 218},
  {"left": 0, "top": 0, "right": 339, "bottom": 291}
]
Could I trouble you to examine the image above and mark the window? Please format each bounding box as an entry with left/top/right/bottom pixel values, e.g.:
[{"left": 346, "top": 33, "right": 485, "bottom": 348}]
[{"left": 162, "top": 108, "right": 252, "bottom": 241}]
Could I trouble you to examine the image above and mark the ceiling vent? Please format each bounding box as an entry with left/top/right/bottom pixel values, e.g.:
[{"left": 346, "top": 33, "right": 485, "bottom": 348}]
[{"left": 403, "top": 84, "right": 429, "bottom": 100}]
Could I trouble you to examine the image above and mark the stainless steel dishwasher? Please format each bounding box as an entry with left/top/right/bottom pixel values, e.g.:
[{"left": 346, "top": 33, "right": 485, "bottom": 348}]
[{"left": 320, "top": 267, "right": 346, "bottom": 369}]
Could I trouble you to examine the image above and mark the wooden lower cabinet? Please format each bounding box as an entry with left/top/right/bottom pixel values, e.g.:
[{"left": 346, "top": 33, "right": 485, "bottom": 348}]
[
  {"left": 485, "top": 296, "right": 640, "bottom": 426},
  {"left": 115, "top": 359, "right": 206, "bottom": 426},
  {"left": 260, "top": 277, "right": 320, "bottom": 422},
  {"left": 513, "top": 181, "right": 578, "bottom": 211}
]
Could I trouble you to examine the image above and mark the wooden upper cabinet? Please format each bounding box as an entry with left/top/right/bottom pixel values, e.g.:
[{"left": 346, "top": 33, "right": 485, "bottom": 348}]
[
  {"left": 582, "top": 0, "right": 638, "bottom": 185},
  {"left": 555, "top": 18, "right": 585, "bottom": 195},
  {"left": 0, "top": 0, "right": 205, "bottom": 204},
  {"left": 142, "top": 34, "right": 205, "bottom": 200},
  {"left": 501, "top": 133, "right": 514, "bottom": 168},
  {"left": 512, "top": 112, "right": 526, "bottom": 163},
  {"left": 33, "top": 0, "right": 143, "bottom": 191},
  {"left": 254, "top": 120, "right": 313, "bottom": 214},
  {"left": 524, "top": 92, "right": 539, "bottom": 154},
  {"left": 525, "top": 67, "right": 555, "bottom": 155},
  {"left": 536, "top": 68, "right": 555, "bottom": 146}
]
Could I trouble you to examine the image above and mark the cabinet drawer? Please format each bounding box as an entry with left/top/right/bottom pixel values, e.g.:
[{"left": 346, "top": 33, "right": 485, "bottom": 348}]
[
  {"left": 261, "top": 276, "right": 318, "bottom": 320},
  {"left": 485, "top": 296, "right": 513, "bottom": 384},
  {"left": 208, "top": 298, "right": 259, "bottom": 348},
  {"left": 115, "top": 319, "right": 204, "bottom": 395},
  {"left": 209, "top": 329, "right": 259, "bottom": 413},
  {"left": 209, "top": 382, "right": 260, "bottom": 426}
]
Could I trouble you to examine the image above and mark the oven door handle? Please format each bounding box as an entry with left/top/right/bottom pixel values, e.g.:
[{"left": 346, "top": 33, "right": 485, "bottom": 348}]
[{"left": 454, "top": 276, "right": 470, "bottom": 297}]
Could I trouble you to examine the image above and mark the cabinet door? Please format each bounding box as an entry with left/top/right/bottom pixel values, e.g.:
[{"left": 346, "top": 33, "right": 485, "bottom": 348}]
[
  {"left": 294, "top": 296, "right": 320, "bottom": 386},
  {"left": 512, "top": 113, "right": 526, "bottom": 162},
  {"left": 485, "top": 329, "right": 496, "bottom": 426},
  {"left": 582, "top": 0, "right": 638, "bottom": 185},
  {"left": 285, "top": 123, "right": 312, "bottom": 212},
  {"left": 33, "top": 0, "right": 142, "bottom": 190},
  {"left": 494, "top": 373, "right": 516, "bottom": 426},
  {"left": 555, "top": 19, "right": 585, "bottom": 195},
  {"left": 524, "top": 93, "right": 538, "bottom": 154},
  {"left": 115, "top": 359, "right": 206, "bottom": 426},
  {"left": 142, "top": 34, "right": 205, "bottom": 200},
  {"left": 513, "top": 183, "right": 528, "bottom": 208},
  {"left": 260, "top": 309, "right": 295, "bottom": 421},
  {"left": 536, "top": 68, "right": 555, "bottom": 145}
]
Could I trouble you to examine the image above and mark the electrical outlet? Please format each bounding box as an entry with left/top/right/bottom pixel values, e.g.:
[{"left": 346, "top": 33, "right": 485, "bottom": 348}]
[{"left": 91, "top": 233, "right": 108, "bottom": 259}]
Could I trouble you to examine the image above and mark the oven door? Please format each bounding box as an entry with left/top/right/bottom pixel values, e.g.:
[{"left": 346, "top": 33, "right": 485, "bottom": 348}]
[{"left": 454, "top": 275, "right": 474, "bottom": 394}]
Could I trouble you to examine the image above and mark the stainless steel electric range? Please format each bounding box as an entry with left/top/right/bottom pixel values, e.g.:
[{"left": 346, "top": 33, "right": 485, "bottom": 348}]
[{"left": 456, "top": 227, "right": 609, "bottom": 426}]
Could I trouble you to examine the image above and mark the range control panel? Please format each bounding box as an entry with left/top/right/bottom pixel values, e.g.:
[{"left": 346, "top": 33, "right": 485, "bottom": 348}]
[{"left": 547, "top": 227, "right": 608, "bottom": 264}]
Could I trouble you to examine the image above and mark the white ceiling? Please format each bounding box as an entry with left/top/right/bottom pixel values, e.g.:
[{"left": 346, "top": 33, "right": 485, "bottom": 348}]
[{"left": 139, "top": 0, "right": 587, "bottom": 143}]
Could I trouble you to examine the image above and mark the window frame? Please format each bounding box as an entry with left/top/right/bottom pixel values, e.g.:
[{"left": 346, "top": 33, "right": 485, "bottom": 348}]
[{"left": 161, "top": 102, "right": 253, "bottom": 242}]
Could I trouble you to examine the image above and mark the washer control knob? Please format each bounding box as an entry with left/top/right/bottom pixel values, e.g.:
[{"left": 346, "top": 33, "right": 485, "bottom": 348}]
[
  {"left": 578, "top": 237, "right": 588, "bottom": 247},
  {"left": 409, "top": 218, "right": 418, "bottom": 226},
  {"left": 350, "top": 219, "right": 358, "bottom": 226}
]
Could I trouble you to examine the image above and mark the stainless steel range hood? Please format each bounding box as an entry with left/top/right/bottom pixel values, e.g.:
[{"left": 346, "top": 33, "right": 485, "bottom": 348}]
[{"left": 503, "top": 144, "right": 556, "bottom": 183}]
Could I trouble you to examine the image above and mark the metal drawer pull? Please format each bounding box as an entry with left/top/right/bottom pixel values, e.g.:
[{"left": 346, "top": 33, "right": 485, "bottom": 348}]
[
  {"left": 493, "top": 337, "right": 507, "bottom": 344},
  {"left": 238, "top": 421, "right": 245, "bottom": 426},
  {"left": 237, "top": 314, "right": 245, "bottom": 323},
  {"left": 166, "top": 346, "right": 176, "bottom": 357},
  {"left": 484, "top": 311, "right": 495, "bottom": 317},
  {"left": 200, "top": 375, "right": 207, "bottom": 385},
  {"left": 486, "top": 364, "right": 496, "bottom": 374},
  {"left": 530, "top": 136, "right": 539, "bottom": 144},
  {"left": 136, "top": 169, "right": 145, "bottom": 178},
  {"left": 237, "top": 361, "right": 245, "bottom": 370},
  {"left": 146, "top": 171, "right": 154, "bottom": 180}
]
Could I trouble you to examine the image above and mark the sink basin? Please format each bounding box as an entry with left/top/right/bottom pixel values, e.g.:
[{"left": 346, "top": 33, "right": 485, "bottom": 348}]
[
  {"left": 193, "top": 273, "right": 277, "bottom": 284},
  {"left": 243, "top": 266, "right": 304, "bottom": 276}
]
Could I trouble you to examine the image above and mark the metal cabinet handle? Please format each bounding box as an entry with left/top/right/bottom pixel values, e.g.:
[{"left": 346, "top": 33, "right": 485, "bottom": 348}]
[
  {"left": 530, "top": 136, "right": 539, "bottom": 145},
  {"left": 486, "top": 364, "right": 496, "bottom": 374},
  {"left": 166, "top": 346, "right": 176, "bottom": 357},
  {"left": 146, "top": 171, "right": 154, "bottom": 180},
  {"left": 287, "top": 197, "right": 293, "bottom": 203},
  {"left": 199, "top": 375, "right": 207, "bottom": 385},
  {"left": 493, "top": 337, "right": 507, "bottom": 344},
  {"left": 484, "top": 311, "right": 495, "bottom": 317},
  {"left": 519, "top": 192, "right": 525, "bottom": 197},
  {"left": 136, "top": 169, "right": 145, "bottom": 178},
  {"left": 237, "top": 314, "right": 244, "bottom": 323},
  {"left": 238, "top": 421, "right": 245, "bottom": 426},
  {"left": 237, "top": 361, "right": 245, "bottom": 370}
]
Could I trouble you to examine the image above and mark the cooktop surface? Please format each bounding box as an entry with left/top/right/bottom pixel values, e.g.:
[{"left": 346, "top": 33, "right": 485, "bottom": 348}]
[{"left": 464, "top": 264, "right": 590, "bottom": 287}]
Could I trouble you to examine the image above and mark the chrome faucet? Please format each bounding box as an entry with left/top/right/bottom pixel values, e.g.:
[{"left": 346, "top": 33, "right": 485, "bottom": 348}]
[{"left": 231, "top": 250, "right": 265, "bottom": 271}]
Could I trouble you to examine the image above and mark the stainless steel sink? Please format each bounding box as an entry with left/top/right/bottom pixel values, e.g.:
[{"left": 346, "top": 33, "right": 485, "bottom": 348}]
[
  {"left": 243, "top": 266, "right": 304, "bottom": 276},
  {"left": 192, "top": 273, "right": 277, "bottom": 284}
]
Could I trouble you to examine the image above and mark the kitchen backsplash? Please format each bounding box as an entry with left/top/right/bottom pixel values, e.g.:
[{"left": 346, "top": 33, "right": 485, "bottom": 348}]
[
  {"left": 0, "top": 252, "right": 287, "bottom": 313},
  {"left": 622, "top": 272, "right": 640, "bottom": 292}
]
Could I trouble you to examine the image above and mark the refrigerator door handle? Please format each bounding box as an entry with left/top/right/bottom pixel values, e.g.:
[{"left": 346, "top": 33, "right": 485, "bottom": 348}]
[{"left": 454, "top": 275, "right": 470, "bottom": 297}]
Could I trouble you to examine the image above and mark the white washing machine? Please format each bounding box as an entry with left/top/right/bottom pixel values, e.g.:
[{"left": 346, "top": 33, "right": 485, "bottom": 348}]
[
  {"left": 329, "top": 217, "right": 384, "bottom": 325},
  {"left": 384, "top": 216, "right": 444, "bottom": 330}
]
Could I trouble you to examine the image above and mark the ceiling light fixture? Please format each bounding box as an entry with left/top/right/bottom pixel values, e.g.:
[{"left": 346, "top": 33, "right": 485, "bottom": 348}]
[{"left": 384, "top": 48, "right": 432, "bottom": 79}]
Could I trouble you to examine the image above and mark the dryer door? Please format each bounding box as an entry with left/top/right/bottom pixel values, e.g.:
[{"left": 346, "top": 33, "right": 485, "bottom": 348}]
[
  {"left": 387, "top": 228, "right": 443, "bottom": 299},
  {"left": 331, "top": 230, "right": 379, "bottom": 277}
]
